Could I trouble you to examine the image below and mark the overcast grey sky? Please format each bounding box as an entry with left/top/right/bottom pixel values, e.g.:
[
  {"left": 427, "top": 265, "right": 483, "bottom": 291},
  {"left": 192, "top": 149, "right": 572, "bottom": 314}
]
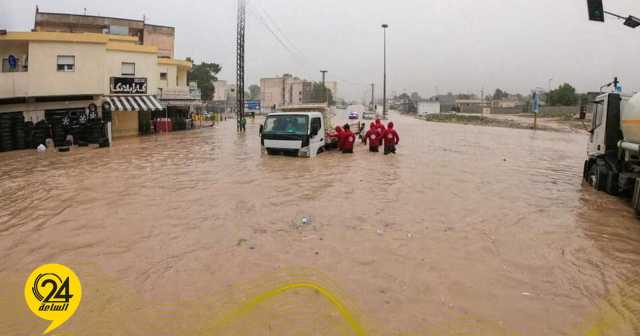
[{"left": 2, "top": 0, "right": 640, "bottom": 100}]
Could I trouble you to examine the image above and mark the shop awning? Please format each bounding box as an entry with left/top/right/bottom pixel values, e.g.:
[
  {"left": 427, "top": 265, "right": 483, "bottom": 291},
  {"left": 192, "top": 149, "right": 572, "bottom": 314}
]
[{"left": 105, "top": 95, "right": 164, "bottom": 112}]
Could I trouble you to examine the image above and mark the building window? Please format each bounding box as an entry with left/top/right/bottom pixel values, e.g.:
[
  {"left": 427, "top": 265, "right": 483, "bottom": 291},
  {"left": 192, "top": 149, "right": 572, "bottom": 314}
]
[
  {"left": 160, "top": 72, "right": 168, "bottom": 80},
  {"left": 121, "top": 62, "right": 135, "bottom": 76},
  {"left": 57, "top": 55, "right": 75, "bottom": 72}
]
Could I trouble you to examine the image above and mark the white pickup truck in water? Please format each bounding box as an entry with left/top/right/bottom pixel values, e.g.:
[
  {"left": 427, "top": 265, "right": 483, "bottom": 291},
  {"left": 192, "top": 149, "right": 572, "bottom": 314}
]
[{"left": 259, "top": 110, "right": 326, "bottom": 158}]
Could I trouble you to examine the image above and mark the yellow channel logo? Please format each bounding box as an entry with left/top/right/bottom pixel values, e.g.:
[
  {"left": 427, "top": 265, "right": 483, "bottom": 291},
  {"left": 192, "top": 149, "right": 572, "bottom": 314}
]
[{"left": 24, "top": 264, "right": 82, "bottom": 335}]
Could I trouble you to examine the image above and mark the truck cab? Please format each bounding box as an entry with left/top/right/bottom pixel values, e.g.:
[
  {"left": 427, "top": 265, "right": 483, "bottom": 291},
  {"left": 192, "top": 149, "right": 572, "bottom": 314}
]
[{"left": 259, "top": 111, "right": 326, "bottom": 158}]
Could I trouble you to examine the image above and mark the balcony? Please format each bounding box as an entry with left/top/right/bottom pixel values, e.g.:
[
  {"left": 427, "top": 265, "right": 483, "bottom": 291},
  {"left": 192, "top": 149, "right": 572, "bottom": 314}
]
[{"left": 0, "top": 72, "right": 29, "bottom": 99}]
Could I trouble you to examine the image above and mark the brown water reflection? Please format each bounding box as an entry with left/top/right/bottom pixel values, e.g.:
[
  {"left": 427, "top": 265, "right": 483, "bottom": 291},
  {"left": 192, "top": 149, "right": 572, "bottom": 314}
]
[{"left": 0, "top": 112, "right": 639, "bottom": 335}]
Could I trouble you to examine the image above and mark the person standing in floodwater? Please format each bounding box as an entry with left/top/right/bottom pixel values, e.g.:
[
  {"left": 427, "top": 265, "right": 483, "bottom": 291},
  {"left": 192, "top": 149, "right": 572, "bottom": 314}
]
[
  {"left": 364, "top": 122, "right": 382, "bottom": 152},
  {"left": 383, "top": 122, "right": 400, "bottom": 155},
  {"left": 340, "top": 124, "right": 356, "bottom": 154}
]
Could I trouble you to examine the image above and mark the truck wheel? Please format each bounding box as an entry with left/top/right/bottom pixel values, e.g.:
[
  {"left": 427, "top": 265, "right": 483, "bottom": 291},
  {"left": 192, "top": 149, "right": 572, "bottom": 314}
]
[
  {"left": 605, "top": 172, "right": 619, "bottom": 196},
  {"left": 590, "top": 164, "right": 608, "bottom": 191},
  {"left": 633, "top": 178, "right": 640, "bottom": 217},
  {"left": 583, "top": 160, "right": 591, "bottom": 183}
]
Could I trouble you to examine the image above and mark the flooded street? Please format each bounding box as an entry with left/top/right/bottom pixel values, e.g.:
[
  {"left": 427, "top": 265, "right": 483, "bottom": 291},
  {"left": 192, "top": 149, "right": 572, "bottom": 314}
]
[{"left": 1, "top": 112, "right": 640, "bottom": 335}]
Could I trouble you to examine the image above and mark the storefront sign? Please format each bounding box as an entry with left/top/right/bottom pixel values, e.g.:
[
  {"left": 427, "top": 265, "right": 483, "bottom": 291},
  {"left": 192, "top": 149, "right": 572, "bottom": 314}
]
[{"left": 110, "top": 77, "right": 147, "bottom": 94}]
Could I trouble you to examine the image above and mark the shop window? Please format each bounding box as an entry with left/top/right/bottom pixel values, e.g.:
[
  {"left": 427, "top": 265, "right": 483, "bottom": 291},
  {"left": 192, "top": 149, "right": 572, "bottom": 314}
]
[
  {"left": 122, "top": 62, "right": 135, "bottom": 76},
  {"left": 160, "top": 72, "right": 168, "bottom": 80},
  {"left": 57, "top": 55, "right": 75, "bottom": 72}
]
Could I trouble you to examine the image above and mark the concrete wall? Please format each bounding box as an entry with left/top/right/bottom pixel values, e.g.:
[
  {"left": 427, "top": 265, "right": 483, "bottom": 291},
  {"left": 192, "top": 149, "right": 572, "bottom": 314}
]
[
  {"left": 176, "top": 67, "right": 188, "bottom": 87},
  {"left": 143, "top": 25, "right": 174, "bottom": 58},
  {"left": 28, "top": 41, "right": 106, "bottom": 97},
  {"left": 158, "top": 64, "right": 178, "bottom": 92},
  {"left": 213, "top": 81, "right": 227, "bottom": 101},
  {"left": 261, "top": 78, "right": 284, "bottom": 109},
  {"left": 105, "top": 50, "right": 158, "bottom": 94}
]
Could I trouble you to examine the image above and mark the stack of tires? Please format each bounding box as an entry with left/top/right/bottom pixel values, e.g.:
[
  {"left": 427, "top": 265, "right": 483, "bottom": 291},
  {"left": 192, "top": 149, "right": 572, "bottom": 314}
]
[
  {"left": 12, "top": 113, "right": 26, "bottom": 150},
  {"left": 83, "top": 120, "right": 106, "bottom": 144},
  {"left": 0, "top": 113, "right": 13, "bottom": 152},
  {"left": 24, "top": 122, "right": 34, "bottom": 149},
  {"left": 49, "top": 116, "right": 67, "bottom": 147},
  {"left": 31, "top": 120, "right": 50, "bottom": 148}
]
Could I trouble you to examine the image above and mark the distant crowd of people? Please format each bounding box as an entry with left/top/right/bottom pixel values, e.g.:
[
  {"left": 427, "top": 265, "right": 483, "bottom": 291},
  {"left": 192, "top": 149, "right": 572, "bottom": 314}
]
[{"left": 331, "top": 118, "right": 400, "bottom": 155}]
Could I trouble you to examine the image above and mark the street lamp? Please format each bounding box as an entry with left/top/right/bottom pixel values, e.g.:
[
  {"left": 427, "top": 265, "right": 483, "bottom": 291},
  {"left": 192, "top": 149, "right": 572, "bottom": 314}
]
[{"left": 382, "top": 23, "right": 389, "bottom": 120}]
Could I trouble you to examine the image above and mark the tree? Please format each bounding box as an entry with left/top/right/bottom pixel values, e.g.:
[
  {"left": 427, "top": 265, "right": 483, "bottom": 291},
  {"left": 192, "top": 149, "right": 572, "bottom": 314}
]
[
  {"left": 493, "top": 88, "right": 509, "bottom": 100},
  {"left": 549, "top": 83, "right": 578, "bottom": 106},
  {"left": 187, "top": 61, "right": 222, "bottom": 101},
  {"left": 249, "top": 85, "right": 260, "bottom": 100},
  {"left": 398, "top": 93, "right": 411, "bottom": 100},
  {"left": 410, "top": 92, "right": 422, "bottom": 102},
  {"left": 309, "top": 82, "right": 334, "bottom": 105}
]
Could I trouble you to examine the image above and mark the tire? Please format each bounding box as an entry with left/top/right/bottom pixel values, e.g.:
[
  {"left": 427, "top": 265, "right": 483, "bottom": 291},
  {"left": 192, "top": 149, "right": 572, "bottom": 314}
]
[
  {"left": 583, "top": 160, "right": 591, "bottom": 183},
  {"left": 590, "top": 163, "right": 608, "bottom": 192},
  {"left": 605, "top": 172, "right": 619, "bottom": 196}
]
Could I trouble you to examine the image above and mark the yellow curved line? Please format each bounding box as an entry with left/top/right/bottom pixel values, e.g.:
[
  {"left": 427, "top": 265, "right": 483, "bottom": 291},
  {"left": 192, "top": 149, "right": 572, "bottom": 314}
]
[{"left": 210, "top": 282, "right": 366, "bottom": 336}]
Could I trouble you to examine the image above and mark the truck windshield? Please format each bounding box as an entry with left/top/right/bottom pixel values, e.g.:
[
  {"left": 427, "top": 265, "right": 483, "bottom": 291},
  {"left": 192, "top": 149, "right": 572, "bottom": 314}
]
[{"left": 263, "top": 115, "right": 309, "bottom": 135}]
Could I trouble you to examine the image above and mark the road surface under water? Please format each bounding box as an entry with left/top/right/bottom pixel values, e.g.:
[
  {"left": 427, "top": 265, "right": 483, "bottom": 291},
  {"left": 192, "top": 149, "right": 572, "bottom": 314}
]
[{"left": 1, "top": 111, "right": 639, "bottom": 335}]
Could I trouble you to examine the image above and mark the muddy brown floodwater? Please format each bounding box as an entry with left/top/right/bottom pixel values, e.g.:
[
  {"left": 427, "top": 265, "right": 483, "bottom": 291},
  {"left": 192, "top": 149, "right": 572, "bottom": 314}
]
[{"left": 1, "top": 111, "right": 640, "bottom": 335}]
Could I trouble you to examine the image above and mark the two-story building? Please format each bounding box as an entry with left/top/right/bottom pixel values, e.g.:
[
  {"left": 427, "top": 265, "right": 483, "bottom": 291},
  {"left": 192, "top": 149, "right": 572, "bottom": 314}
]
[
  {"left": 0, "top": 10, "right": 198, "bottom": 146},
  {"left": 0, "top": 31, "right": 165, "bottom": 139}
]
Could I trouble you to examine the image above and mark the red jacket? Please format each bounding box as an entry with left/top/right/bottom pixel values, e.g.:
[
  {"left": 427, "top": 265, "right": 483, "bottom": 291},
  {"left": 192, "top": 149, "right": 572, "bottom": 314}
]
[
  {"left": 364, "top": 126, "right": 381, "bottom": 148},
  {"left": 334, "top": 127, "right": 344, "bottom": 149},
  {"left": 340, "top": 130, "right": 356, "bottom": 151},
  {"left": 383, "top": 123, "right": 399, "bottom": 146}
]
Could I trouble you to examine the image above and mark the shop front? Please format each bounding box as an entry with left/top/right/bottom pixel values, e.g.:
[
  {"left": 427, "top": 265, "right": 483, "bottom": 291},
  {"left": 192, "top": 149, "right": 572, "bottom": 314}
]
[{"left": 105, "top": 76, "right": 163, "bottom": 138}]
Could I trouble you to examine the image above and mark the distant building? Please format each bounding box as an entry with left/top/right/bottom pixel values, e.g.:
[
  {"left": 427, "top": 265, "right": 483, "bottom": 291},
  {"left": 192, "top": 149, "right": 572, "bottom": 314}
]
[
  {"left": 212, "top": 81, "right": 237, "bottom": 102},
  {"left": 430, "top": 94, "right": 456, "bottom": 112},
  {"left": 260, "top": 74, "right": 325, "bottom": 112},
  {"left": 418, "top": 102, "right": 441, "bottom": 116},
  {"left": 455, "top": 99, "right": 485, "bottom": 113}
]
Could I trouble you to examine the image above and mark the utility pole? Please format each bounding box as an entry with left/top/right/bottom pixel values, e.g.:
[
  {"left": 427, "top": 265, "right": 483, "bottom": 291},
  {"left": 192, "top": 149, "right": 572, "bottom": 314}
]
[
  {"left": 236, "top": 0, "right": 246, "bottom": 132},
  {"left": 381, "top": 24, "right": 389, "bottom": 120},
  {"left": 370, "top": 83, "right": 375, "bottom": 110},
  {"left": 321, "top": 70, "right": 328, "bottom": 104}
]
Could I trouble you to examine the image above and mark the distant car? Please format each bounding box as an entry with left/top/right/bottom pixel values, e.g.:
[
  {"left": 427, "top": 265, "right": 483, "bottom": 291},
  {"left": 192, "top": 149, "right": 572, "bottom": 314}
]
[{"left": 348, "top": 111, "right": 359, "bottom": 120}]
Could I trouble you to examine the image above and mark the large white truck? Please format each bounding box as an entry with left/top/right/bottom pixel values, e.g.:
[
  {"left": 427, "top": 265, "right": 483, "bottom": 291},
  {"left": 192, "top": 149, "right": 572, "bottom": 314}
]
[
  {"left": 259, "top": 104, "right": 330, "bottom": 158},
  {"left": 583, "top": 90, "right": 640, "bottom": 214}
]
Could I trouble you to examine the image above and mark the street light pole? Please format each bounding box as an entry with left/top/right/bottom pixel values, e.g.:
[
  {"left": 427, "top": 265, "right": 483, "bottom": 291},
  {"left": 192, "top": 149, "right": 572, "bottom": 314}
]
[
  {"left": 382, "top": 24, "right": 389, "bottom": 120},
  {"left": 547, "top": 78, "right": 553, "bottom": 104}
]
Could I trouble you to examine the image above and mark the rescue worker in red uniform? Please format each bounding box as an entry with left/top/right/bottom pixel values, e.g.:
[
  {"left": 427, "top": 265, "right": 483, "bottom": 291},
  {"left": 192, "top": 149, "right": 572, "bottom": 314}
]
[
  {"left": 333, "top": 126, "right": 344, "bottom": 150},
  {"left": 375, "top": 118, "right": 383, "bottom": 131},
  {"left": 383, "top": 122, "right": 400, "bottom": 155},
  {"left": 340, "top": 124, "right": 356, "bottom": 154},
  {"left": 364, "top": 122, "right": 381, "bottom": 152}
]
